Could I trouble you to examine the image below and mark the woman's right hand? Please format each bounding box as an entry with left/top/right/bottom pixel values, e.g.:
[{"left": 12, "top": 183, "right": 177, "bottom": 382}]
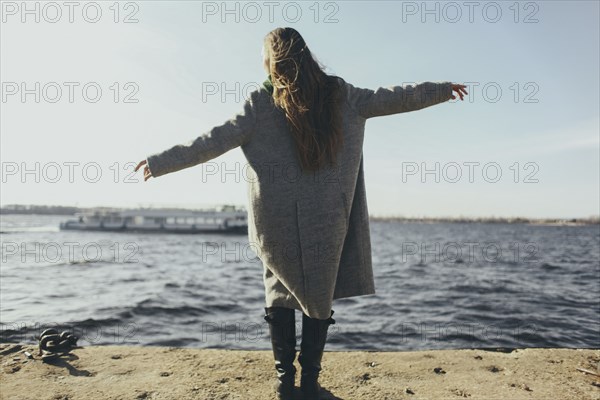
[
  {"left": 451, "top": 84, "right": 468, "bottom": 101},
  {"left": 134, "top": 160, "right": 153, "bottom": 182}
]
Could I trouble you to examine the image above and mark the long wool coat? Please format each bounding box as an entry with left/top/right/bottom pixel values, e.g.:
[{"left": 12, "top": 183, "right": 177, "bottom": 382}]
[{"left": 146, "top": 77, "right": 453, "bottom": 319}]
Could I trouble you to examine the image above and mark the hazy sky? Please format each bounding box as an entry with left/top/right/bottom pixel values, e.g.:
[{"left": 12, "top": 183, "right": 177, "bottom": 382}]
[{"left": 1, "top": 1, "right": 598, "bottom": 218}]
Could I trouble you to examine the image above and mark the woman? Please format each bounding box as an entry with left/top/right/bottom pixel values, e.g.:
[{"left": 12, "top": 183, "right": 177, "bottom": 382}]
[{"left": 135, "top": 27, "right": 467, "bottom": 400}]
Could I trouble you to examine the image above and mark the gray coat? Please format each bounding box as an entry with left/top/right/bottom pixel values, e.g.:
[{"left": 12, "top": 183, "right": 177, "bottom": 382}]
[{"left": 146, "top": 77, "right": 453, "bottom": 319}]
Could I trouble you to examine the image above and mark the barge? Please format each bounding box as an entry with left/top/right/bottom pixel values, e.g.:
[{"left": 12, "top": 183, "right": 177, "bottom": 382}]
[{"left": 59, "top": 205, "right": 248, "bottom": 234}]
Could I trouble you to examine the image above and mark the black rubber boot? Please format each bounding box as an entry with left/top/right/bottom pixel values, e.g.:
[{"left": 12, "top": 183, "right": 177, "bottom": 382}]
[
  {"left": 298, "top": 310, "right": 336, "bottom": 400},
  {"left": 264, "top": 306, "right": 297, "bottom": 400}
]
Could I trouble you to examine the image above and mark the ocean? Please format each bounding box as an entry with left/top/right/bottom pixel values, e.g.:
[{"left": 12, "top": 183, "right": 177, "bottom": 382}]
[{"left": 1, "top": 214, "right": 598, "bottom": 351}]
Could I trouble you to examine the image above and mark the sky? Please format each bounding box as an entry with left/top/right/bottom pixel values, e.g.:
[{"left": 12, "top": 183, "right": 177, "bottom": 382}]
[{"left": 1, "top": 0, "right": 599, "bottom": 218}]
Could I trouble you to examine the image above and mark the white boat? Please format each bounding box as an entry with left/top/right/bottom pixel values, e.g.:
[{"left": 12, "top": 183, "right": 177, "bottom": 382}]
[{"left": 59, "top": 205, "right": 247, "bottom": 234}]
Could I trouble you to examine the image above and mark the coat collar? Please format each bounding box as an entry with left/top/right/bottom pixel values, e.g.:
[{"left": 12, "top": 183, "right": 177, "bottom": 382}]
[{"left": 262, "top": 75, "right": 273, "bottom": 95}]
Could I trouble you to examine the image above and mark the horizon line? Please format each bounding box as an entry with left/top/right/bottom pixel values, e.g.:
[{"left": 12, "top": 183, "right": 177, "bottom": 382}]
[{"left": 1, "top": 204, "right": 598, "bottom": 224}]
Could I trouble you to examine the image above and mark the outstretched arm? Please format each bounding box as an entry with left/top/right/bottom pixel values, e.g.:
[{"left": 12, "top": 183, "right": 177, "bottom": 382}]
[
  {"left": 135, "top": 93, "right": 258, "bottom": 181},
  {"left": 344, "top": 80, "right": 467, "bottom": 119}
]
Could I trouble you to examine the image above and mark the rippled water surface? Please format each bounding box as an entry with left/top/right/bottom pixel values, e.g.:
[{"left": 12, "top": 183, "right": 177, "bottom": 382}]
[{"left": 1, "top": 215, "right": 598, "bottom": 351}]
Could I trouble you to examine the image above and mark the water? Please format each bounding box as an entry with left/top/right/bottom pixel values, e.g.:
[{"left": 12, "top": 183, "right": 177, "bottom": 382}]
[{"left": 1, "top": 214, "right": 598, "bottom": 351}]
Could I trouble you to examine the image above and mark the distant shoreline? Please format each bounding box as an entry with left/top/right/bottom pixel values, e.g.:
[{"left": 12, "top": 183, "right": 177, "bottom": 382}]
[
  {"left": 370, "top": 216, "right": 600, "bottom": 226},
  {"left": 1, "top": 205, "right": 598, "bottom": 225}
]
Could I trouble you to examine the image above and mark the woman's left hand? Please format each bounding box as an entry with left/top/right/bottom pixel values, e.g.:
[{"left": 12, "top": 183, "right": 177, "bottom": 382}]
[
  {"left": 135, "top": 160, "right": 153, "bottom": 181},
  {"left": 451, "top": 84, "right": 468, "bottom": 101}
]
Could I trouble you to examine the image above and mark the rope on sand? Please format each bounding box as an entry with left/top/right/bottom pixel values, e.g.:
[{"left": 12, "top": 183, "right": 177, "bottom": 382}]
[{"left": 38, "top": 329, "right": 79, "bottom": 363}]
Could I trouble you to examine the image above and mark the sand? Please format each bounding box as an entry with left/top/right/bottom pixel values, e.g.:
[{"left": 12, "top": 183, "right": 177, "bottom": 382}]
[{"left": 1, "top": 343, "right": 599, "bottom": 399}]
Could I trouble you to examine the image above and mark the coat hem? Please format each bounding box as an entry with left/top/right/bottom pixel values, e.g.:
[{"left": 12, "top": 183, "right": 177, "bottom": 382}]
[{"left": 332, "top": 288, "right": 376, "bottom": 301}]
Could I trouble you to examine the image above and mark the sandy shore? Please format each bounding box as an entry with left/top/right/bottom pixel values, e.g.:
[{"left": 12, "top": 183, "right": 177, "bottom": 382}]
[{"left": 1, "top": 343, "right": 599, "bottom": 399}]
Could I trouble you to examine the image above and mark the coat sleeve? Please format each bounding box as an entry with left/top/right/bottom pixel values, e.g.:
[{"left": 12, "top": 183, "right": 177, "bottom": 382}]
[
  {"left": 145, "top": 93, "right": 258, "bottom": 178},
  {"left": 343, "top": 80, "right": 453, "bottom": 119}
]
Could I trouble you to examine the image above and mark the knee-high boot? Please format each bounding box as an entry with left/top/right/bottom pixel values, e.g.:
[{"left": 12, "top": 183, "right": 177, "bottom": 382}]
[
  {"left": 298, "top": 310, "right": 336, "bottom": 400},
  {"left": 264, "top": 306, "right": 297, "bottom": 399}
]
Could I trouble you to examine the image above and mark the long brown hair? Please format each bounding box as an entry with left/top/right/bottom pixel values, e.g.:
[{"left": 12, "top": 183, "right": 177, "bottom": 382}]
[{"left": 264, "top": 27, "right": 343, "bottom": 172}]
